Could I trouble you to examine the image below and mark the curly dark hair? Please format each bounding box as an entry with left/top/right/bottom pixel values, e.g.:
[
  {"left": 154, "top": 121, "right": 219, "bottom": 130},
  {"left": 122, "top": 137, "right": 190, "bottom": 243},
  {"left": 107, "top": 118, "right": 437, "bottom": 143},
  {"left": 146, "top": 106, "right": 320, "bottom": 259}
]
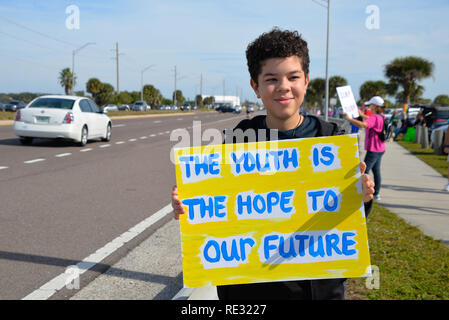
[{"left": 246, "top": 27, "right": 310, "bottom": 85}]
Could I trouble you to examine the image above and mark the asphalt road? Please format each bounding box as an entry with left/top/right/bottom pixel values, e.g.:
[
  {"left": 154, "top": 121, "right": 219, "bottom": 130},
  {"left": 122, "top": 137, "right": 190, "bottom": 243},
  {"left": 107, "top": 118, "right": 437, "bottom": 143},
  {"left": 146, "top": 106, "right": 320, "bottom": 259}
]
[{"left": 0, "top": 110, "right": 254, "bottom": 299}]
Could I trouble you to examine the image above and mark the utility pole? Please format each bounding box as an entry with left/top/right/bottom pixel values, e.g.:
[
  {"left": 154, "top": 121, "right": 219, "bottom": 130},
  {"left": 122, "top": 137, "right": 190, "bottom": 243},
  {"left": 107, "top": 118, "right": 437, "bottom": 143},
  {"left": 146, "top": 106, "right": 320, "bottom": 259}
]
[
  {"left": 111, "top": 42, "right": 122, "bottom": 95},
  {"left": 174, "top": 65, "right": 177, "bottom": 106},
  {"left": 116, "top": 42, "right": 120, "bottom": 95},
  {"left": 200, "top": 73, "right": 203, "bottom": 97}
]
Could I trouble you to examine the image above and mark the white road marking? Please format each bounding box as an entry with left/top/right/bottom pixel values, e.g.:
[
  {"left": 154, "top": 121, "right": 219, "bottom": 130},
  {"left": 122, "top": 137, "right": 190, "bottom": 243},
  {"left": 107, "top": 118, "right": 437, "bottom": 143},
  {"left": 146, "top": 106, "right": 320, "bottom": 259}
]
[
  {"left": 100, "top": 144, "right": 111, "bottom": 148},
  {"left": 22, "top": 203, "right": 173, "bottom": 300},
  {"left": 55, "top": 153, "right": 72, "bottom": 158},
  {"left": 158, "top": 132, "right": 164, "bottom": 135},
  {"left": 24, "top": 158, "right": 45, "bottom": 164},
  {"left": 149, "top": 134, "right": 156, "bottom": 137},
  {"left": 140, "top": 136, "right": 147, "bottom": 139},
  {"left": 115, "top": 141, "right": 125, "bottom": 144},
  {"left": 128, "top": 138, "right": 137, "bottom": 142},
  {"left": 113, "top": 124, "right": 125, "bottom": 128},
  {"left": 0, "top": 166, "right": 8, "bottom": 170},
  {"left": 165, "top": 131, "right": 170, "bottom": 134},
  {"left": 153, "top": 120, "right": 162, "bottom": 123},
  {"left": 80, "top": 148, "right": 92, "bottom": 152}
]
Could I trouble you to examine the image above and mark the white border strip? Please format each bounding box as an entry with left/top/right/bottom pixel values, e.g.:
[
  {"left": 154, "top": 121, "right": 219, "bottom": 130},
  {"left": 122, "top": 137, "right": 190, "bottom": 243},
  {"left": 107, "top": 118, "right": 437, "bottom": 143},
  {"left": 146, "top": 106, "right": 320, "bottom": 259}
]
[{"left": 22, "top": 203, "right": 173, "bottom": 300}]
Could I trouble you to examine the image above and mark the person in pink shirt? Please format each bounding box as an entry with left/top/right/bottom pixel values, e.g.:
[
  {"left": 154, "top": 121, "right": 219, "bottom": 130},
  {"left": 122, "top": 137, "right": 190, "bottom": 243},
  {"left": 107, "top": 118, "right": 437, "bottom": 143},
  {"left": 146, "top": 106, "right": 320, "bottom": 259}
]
[{"left": 344, "top": 96, "right": 386, "bottom": 201}]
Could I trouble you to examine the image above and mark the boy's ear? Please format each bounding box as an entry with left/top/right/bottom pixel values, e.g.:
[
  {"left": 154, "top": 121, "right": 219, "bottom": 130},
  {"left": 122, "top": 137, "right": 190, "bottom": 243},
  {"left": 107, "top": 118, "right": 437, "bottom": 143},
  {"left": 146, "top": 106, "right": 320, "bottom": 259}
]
[
  {"left": 250, "top": 79, "right": 260, "bottom": 98},
  {"left": 305, "top": 74, "right": 310, "bottom": 90}
]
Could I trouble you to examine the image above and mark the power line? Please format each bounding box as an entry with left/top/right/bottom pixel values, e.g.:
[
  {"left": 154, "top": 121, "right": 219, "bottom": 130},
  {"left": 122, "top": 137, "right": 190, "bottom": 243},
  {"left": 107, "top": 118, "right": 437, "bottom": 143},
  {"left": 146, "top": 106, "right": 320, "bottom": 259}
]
[
  {"left": 0, "top": 16, "right": 78, "bottom": 47},
  {"left": 0, "top": 29, "right": 67, "bottom": 54}
]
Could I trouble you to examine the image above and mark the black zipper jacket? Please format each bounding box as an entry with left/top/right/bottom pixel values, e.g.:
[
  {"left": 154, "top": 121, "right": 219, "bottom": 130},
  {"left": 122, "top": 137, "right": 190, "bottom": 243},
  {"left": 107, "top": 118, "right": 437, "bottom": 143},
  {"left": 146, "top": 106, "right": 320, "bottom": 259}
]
[{"left": 217, "top": 115, "right": 373, "bottom": 300}]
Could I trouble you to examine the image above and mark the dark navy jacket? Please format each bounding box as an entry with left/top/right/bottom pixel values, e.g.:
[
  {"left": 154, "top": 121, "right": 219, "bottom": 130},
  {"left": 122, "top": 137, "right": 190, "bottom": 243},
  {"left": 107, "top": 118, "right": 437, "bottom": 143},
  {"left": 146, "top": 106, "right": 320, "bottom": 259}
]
[{"left": 217, "top": 115, "right": 373, "bottom": 300}]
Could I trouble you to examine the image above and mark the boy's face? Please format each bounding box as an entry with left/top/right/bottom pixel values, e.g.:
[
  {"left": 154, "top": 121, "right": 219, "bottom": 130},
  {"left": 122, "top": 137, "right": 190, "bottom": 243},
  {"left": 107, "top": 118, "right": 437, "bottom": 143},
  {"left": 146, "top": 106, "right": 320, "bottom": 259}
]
[{"left": 251, "top": 56, "right": 309, "bottom": 124}]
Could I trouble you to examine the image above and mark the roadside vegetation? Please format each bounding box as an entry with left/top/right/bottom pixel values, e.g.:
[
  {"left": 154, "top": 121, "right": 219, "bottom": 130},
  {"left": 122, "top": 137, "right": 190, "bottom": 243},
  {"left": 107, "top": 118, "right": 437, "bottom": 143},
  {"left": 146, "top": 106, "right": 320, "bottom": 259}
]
[
  {"left": 346, "top": 202, "right": 449, "bottom": 300},
  {"left": 347, "top": 134, "right": 449, "bottom": 300}
]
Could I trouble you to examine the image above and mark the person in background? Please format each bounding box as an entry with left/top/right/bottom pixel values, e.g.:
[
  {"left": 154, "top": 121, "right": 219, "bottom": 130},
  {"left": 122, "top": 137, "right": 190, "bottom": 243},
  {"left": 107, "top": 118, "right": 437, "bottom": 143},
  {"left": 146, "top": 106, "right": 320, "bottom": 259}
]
[
  {"left": 390, "top": 110, "right": 400, "bottom": 132},
  {"left": 415, "top": 112, "right": 426, "bottom": 127},
  {"left": 344, "top": 96, "right": 385, "bottom": 201},
  {"left": 444, "top": 127, "right": 449, "bottom": 192},
  {"left": 394, "top": 113, "right": 411, "bottom": 141}
]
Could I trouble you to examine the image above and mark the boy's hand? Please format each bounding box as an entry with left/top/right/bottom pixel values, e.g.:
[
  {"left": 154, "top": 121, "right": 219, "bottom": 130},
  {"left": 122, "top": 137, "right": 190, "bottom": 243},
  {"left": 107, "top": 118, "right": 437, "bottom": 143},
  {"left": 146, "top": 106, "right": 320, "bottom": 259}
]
[
  {"left": 343, "top": 113, "right": 351, "bottom": 121},
  {"left": 172, "top": 185, "right": 186, "bottom": 220},
  {"left": 360, "top": 161, "right": 375, "bottom": 203}
]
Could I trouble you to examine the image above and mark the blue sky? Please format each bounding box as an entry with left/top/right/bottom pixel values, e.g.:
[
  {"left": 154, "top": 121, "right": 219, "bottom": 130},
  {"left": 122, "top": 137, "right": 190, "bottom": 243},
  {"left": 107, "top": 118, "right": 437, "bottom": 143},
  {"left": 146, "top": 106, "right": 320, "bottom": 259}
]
[{"left": 0, "top": 0, "right": 448, "bottom": 103}]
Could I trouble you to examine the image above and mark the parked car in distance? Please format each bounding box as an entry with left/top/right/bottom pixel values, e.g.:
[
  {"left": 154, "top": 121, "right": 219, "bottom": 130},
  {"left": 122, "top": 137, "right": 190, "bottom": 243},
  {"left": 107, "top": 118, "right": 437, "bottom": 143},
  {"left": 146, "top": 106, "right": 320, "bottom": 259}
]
[
  {"left": 5, "top": 100, "right": 27, "bottom": 112},
  {"left": 0, "top": 102, "right": 5, "bottom": 111},
  {"left": 234, "top": 105, "right": 242, "bottom": 113},
  {"left": 132, "top": 101, "right": 150, "bottom": 111},
  {"left": 216, "top": 105, "right": 235, "bottom": 113},
  {"left": 180, "top": 103, "right": 191, "bottom": 111},
  {"left": 102, "top": 104, "right": 119, "bottom": 113},
  {"left": 118, "top": 104, "right": 130, "bottom": 111},
  {"left": 13, "top": 95, "right": 112, "bottom": 146},
  {"left": 247, "top": 105, "right": 255, "bottom": 113}
]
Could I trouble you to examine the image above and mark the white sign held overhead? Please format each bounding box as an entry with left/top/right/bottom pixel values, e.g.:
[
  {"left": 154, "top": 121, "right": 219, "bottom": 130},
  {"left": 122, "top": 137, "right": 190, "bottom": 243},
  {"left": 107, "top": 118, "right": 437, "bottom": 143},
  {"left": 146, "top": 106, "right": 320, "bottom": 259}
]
[{"left": 336, "top": 86, "right": 359, "bottom": 119}]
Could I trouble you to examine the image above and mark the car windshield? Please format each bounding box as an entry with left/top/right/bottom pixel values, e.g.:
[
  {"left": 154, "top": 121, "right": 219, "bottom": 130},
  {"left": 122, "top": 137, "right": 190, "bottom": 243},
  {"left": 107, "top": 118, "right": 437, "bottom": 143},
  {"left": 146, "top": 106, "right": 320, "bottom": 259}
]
[
  {"left": 135, "top": 102, "right": 143, "bottom": 105},
  {"left": 29, "top": 98, "right": 75, "bottom": 110},
  {"left": 10, "top": 101, "right": 20, "bottom": 104}
]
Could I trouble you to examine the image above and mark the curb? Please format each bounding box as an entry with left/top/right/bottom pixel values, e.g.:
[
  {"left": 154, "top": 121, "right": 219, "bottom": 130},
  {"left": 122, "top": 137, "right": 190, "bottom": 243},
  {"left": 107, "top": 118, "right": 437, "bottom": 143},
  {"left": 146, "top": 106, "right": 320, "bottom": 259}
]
[
  {"left": 172, "top": 286, "right": 218, "bottom": 300},
  {"left": 0, "top": 112, "right": 201, "bottom": 126}
]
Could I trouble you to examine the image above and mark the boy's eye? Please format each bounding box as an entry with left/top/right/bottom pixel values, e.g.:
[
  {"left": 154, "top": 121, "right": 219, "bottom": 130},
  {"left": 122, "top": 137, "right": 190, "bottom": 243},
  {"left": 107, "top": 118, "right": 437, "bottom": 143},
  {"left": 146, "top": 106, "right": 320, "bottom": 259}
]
[{"left": 265, "top": 78, "right": 277, "bottom": 82}]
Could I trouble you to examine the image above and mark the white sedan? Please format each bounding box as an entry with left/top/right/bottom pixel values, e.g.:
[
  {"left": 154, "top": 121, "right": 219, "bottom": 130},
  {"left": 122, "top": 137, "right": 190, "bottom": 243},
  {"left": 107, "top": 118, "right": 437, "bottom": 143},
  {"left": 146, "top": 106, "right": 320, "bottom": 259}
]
[{"left": 13, "top": 95, "right": 112, "bottom": 146}]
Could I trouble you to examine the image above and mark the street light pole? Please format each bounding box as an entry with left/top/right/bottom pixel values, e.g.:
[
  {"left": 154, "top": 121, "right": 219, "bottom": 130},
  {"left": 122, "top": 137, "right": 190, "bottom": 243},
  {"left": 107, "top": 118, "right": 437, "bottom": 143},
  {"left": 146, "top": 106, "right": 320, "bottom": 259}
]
[
  {"left": 72, "top": 42, "right": 95, "bottom": 95},
  {"left": 312, "top": 0, "right": 330, "bottom": 121},
  {"left": 141, "top": 65, "right": 155, "bottom": 101},
  {"left": 325, "top": 0, "right": 330, "bottom": 121}
]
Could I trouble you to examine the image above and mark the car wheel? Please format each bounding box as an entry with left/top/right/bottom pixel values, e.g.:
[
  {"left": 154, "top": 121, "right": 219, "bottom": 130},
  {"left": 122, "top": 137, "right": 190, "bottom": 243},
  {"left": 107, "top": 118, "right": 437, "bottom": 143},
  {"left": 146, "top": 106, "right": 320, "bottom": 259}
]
[
  {"left": 102, "top": 123, "right": 112, "bottom": 142},
  {"left": 79, "top": 126, "right": 88, "bottom": 146},
  {"left": 19, "top": 137, "right": 33, "bottom": 145}
]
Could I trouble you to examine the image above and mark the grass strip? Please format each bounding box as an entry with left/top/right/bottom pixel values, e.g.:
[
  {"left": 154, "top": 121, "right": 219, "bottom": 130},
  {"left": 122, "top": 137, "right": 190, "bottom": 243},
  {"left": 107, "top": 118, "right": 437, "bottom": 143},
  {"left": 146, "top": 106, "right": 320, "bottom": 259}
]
[
  {"left": 346, "top": 203, "right": 449, "bottom": 300},
  {"left": 396, "top": 140, "right": 448, "bottom": 178}
]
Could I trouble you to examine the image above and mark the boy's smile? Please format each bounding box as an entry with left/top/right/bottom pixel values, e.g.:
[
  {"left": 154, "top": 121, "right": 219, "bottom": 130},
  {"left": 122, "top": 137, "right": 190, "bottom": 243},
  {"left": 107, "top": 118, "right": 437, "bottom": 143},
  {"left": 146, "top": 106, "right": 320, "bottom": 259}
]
[{"left": 251, "top": 56, "right": 309, "bottom": 131}]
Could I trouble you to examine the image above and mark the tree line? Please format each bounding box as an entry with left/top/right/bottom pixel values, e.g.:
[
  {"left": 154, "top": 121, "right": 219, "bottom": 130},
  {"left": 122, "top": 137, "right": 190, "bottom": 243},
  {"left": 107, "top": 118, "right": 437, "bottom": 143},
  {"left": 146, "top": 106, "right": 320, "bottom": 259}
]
[
  {"left": 58, "top": 68, "right": 217, "bottom": 108},
  {"left": 2, "top": 55, "right": 448, "bottom": 108},
  {"left": 306, "top": 56, "right": 448, "bottom": 111}
]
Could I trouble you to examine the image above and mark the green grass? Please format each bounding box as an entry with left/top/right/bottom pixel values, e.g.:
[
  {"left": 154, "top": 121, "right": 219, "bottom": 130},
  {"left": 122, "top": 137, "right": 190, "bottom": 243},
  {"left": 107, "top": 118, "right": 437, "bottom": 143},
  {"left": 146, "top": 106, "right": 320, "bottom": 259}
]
[
  {"left": 0, "top": 109, "right": 216, "bottom": 121},
  {"left": 346, "top": 203, "right": 449, "bottom": 300},
  {"left": 0, "top": 112, "right": 15, "bottom": 121},
  {"left": 396, "top": 140, "right": 448, "bottom": 178}
]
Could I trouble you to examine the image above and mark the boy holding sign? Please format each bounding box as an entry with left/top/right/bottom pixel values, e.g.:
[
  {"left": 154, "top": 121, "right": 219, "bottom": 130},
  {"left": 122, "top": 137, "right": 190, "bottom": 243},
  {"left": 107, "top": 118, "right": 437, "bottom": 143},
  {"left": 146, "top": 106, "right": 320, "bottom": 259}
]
[{"left": 172, "top": 28, "right": 375, "bottom": 300}]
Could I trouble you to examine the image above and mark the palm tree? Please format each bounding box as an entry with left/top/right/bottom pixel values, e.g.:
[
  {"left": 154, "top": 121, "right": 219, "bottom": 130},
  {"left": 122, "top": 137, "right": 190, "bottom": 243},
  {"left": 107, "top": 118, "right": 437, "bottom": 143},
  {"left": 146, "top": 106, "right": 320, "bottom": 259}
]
[
  {"left": 307, "top": 78, "right": 325, "bottom": 111},
  {"left": 59, "top": 68, "right": 75, "bottom": 95},
  {"left": 359, "top": 80, "right": 387, "bottom": 101},
  {"left": 86, "top": 78, "right": 104, "bottom": 98},
  {"left": 329, "top": 75, "right": 348, "bottom": 99},
  {"left": 384, "top": 56, "right": 434, "bottom": 104}
]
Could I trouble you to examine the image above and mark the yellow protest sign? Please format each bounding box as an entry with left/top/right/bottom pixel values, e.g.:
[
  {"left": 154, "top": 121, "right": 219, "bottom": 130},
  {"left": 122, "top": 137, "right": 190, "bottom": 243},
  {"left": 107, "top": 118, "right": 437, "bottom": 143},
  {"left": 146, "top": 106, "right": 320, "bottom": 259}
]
[{"left": 174, "top": 134, "right": 371, "bottom": 288}]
